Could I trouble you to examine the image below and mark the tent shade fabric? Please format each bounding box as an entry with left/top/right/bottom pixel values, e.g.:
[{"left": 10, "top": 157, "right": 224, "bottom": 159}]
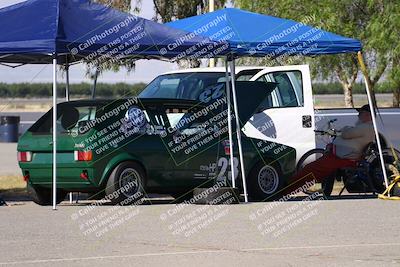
[
  {"left": 0, "top": 0, "right": 227, "bottom": 64},
  {"left": 167, "top": 8, "right": 362, "bottom": 57}
]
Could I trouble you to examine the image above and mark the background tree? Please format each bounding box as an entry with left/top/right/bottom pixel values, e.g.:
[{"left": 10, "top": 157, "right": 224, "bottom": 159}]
[
  {"left": 389, "top": 57, "right": 400, "bottom": 107},
  {"left": 367, "top": 0, "right": 400, "bottom": 107},
  {"left": 95, "top": 0, "right": 131, "bottom": 11},
  {"left": 151, "top": 0, "right": 227, "bottom": 68},
  {"left": 152, "top": 0, "right": 226, "bottom": 22},
  {"left": 235, "top": 0, "right": 396, "bottom": 107},
  {"left": 82, "top": 0, "right": 137, "bottom": 78}
]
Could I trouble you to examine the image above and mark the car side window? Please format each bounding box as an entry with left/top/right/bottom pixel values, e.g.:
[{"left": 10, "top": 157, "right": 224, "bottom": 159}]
[
  {"left": 124, "top": 107, "right": 167, "bottom": 136},
  {"left": 168, "top": 111, "right": 207, "bottom": 136},
  {"left": 147, "top": 107, "right": 202, "bottom": 136}
]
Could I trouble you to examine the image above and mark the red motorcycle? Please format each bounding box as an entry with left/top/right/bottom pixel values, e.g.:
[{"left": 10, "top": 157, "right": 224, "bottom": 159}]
[{"left": 297, "top": 119, "right": 399, "bottom": 197}]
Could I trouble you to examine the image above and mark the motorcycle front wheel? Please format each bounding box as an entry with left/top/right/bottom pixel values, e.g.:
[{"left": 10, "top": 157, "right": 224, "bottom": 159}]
[{"left": 296, "top": 148, "right": 330, "bottom": 195}]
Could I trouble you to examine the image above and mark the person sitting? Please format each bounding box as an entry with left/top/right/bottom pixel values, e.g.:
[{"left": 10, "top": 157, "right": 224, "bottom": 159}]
[{"left": 285, "top": 104, "right": 376, "bottom": 194}]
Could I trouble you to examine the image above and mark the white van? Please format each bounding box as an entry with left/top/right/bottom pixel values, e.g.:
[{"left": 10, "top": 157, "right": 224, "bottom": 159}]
[{"left": 139, "top": 65, "right": 315, "bottom": 163}]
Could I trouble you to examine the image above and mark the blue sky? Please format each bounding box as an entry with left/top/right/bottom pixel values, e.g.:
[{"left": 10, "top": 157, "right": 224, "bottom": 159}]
[{"left": 0, "top": 0, "right": 178, "bottom": 84}]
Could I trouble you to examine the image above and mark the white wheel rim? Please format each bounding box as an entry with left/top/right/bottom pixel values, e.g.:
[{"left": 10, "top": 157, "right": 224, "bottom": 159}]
[
  {"left": 258, "top": 165, "right": 279, "bottom": 194},
  {"left": 118, "top": 168, "right": 140, "bottom": 197}
]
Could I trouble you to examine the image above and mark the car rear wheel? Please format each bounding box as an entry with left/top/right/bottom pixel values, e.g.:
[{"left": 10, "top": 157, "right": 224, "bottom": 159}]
[
  {"left": 28, "top": 184, "right": 67, "bottom": 206},
  {"left": 248, "top": 162, "right": 283, "bottom": 201},
  {"left": 105, "top": 161, "right": 145, "bottom": 205}
]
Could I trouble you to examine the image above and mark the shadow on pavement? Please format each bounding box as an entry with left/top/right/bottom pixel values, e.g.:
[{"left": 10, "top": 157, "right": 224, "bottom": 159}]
[
  {"left": 1, "top": 191, "right": 378, "bottom": 207},
  {"left": 285, "top": 194, "right": 377, "bottom": 202}
]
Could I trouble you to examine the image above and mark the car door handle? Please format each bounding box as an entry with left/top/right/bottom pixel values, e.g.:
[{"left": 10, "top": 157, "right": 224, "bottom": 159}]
[{"left": 302, "top": 115, "right": 312, "bottom": 128}]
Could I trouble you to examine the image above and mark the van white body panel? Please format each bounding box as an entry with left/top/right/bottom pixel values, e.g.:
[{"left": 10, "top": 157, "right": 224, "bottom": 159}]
[
  {"left": 161, "top": 65, "right": 316, "bottom": 163},
  {"left": 244, "top": 65, "right": 316, "bottom": 163}
]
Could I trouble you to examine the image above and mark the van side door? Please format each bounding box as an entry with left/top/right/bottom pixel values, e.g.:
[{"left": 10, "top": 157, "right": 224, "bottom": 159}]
[{"left": 245, "top": 65, "right": 315, "bottom": 163}]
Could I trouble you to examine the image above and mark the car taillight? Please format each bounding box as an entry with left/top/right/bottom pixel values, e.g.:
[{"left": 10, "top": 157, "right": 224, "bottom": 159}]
[
  {"left": 17, "top": 151, "right": 32, "bottom": 162},
  {"left": 74, "top": 150, "right": 92, "bottom": 161}
]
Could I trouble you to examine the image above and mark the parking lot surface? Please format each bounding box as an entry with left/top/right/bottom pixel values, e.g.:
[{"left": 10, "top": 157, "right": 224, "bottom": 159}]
[{"left": 0, "top": 198, "right": 399, "bottom": 267}]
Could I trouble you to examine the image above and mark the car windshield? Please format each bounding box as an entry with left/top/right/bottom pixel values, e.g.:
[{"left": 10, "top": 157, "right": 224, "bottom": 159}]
[{"left": 138, "top": 70, "right": 261, "bottom": 101}]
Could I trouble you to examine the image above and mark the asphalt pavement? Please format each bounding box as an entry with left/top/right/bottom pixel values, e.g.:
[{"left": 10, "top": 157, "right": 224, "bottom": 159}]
[
  {"left": 1, "top": 109, "right": 400, "bottom": 266},
  {"left": 0, "top": 198, "right": 399, "bottom": 266}
]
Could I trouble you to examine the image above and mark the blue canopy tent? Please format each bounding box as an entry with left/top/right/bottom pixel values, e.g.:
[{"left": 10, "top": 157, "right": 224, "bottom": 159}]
[
  {"left": 0, "top": 0, "right": 225, "bottom": 63},
  {"left": 0, "top": 0, "right": 227, "bottom": 209},
  {"left": 168, "top": 8, "right": 388, "bottom": 201},
  {"left": 167, "top": 8, "right": 361, "bottom": 56}
]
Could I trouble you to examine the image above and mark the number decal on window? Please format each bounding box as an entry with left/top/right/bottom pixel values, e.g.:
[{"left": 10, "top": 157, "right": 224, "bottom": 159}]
[{"left": 199, "top": 83, "right": 224, "bottom": 103}]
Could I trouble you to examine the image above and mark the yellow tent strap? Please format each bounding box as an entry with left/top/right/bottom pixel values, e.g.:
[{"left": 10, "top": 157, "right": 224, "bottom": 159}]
[
  {"left": 390, "top": 146, "right": 399, "bottom": 162},
  {"left": 378, "top": 175, "right": 400, "bottom": 200}
]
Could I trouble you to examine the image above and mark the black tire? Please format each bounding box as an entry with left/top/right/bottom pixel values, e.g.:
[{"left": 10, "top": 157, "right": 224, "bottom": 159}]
[
  {"left": 248, "top": 161, "right": 283, "bottom": 201},
  {"left": 369, "top": 149, "right": 397, "bottom": 193},
  {"left": 392, "top": 183, "right": 400, "bottom": 196},
  {"left": 296, "top": 148, "right": 326, "bottom": 195},
  {"left": 28, "top": 184, "right": 67, "bottom": 206},
  {"left": 105, "top": 161, "right": 146, "bottom": 205},
  {"left": 296, "top": 148, "right": 325, "bottom": 172},
  {"left": 321, "top": 175, "right": 335, "bottom": 197}
]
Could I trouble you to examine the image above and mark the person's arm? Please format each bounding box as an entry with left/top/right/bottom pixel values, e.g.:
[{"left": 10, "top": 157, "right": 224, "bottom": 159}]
[{"left": 340, "top": 125, "right": 363, "bottom": 139}]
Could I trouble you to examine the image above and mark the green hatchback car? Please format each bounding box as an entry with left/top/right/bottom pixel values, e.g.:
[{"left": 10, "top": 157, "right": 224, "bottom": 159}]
[{"left": 17, "top": 81, "right": 296, "bottom": 205}]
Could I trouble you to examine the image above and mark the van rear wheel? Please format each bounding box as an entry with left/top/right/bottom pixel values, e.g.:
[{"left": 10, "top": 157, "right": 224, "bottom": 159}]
[
  {"left": 105, "top": 162, "right": 145, "bottom": 205},
  {"left": 28, "top": 184, "right": 67, "bottom": 206}
]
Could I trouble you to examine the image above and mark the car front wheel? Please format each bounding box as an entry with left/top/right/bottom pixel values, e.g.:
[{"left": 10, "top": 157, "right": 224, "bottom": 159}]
[{"left": 248, "top": 162, "right": 283, "bottom": 201}]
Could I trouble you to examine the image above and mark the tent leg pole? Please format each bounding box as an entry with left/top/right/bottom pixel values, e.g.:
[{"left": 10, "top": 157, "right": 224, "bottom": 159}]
[
  {"left": 229, "top": 59, "right": 248, "bottom": 203},
  {"left": 65, "top": 62, "right": 70, "bottom": 101},
  {"left": 91, "top": 67, "right": 99, "bottom": 99},
  {"left": 225, "top": 57, "right": 236, "bottom": 189},
  {"left": 65, "top": 62, "right": 73, "bottom": 204},
  {"left": 357, "top": 51, "right": 389, "bottom": 191},
  {"left": 52, "top": 56, "right": 58, "bottom": 210}
]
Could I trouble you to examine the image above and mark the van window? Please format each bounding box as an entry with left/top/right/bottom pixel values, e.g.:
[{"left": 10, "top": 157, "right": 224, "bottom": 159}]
[
  {"left": 256, "top": 70, "right": 303, "bottom": 111},
  {"left": 236, "top": 69, "right": 262, "bottom": 81},
  {"left": 256, "top": 75, "right": 276, "bottom": 110},
  {"left": 273, "top": 72, "right": 298, "bottom": 107}
]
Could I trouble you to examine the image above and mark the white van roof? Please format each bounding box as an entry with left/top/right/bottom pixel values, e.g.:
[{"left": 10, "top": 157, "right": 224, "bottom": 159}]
[{"left": 162, "top": 66, "right": 264, "bottom": 75}]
